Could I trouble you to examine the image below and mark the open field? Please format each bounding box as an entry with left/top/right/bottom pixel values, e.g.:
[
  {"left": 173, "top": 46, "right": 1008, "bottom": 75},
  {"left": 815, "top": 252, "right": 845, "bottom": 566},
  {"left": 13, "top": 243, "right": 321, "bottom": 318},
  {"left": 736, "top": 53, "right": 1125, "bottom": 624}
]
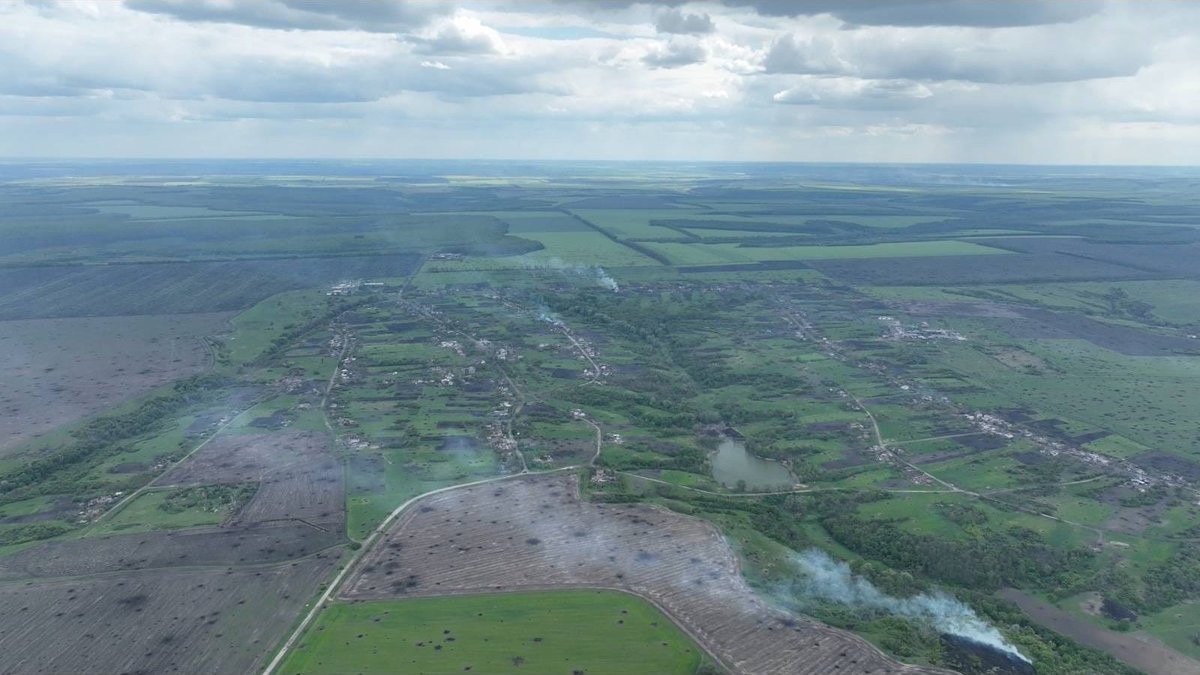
[
  {"left": 0, "top": 312, "right": 227, "bottom": 454},
  {"left": 281, "top": 590, "right": 705, "bottom": 675},
  {"left": 341, "top": 473, "right": 948, "bottom": 675},
  {"left": 0, "top": 255, "right": 422, "bottom": 320},
  {"left": 641, "top": 240, "right": 1007, "bottom": 266},
  {"left": 0, "top": 555, "right": 337, "bottom": 674}
]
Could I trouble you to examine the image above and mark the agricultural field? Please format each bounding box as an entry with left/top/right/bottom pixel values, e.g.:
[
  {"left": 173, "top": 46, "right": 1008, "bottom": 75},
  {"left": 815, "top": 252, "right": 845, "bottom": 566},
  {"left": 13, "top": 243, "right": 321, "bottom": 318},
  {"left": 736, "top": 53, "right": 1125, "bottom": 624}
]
[
  {"left": 339, "top": 473, "right": 944, "bottom": 675},
  {"left": 4, "top": 162, "right": 1200, "bottom": 675},
  {"left": 640, "top": 240, "right": 1006, "bottom": 266},
  {"left": 281, "top": 590, "right": 706, "bottom": 675},
  {"left": 0, "top": 312, "right": 228, "bottom": 454}
]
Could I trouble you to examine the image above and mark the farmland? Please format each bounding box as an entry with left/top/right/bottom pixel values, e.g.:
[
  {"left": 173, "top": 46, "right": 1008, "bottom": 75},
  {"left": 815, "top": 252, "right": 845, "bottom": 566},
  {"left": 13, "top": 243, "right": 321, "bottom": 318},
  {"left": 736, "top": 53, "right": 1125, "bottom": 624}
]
[
  {"left": 339, "top": 473, "right": 945, "bottom": 675},
  {"left": 0, "top": 312, "right": 227, "bottom": 453},
  {"left": 3, "top": 161, "right": 1200, "bottom": 674},
  {"left": 281, "top": 590, "right": 706, "bottom": 675}
]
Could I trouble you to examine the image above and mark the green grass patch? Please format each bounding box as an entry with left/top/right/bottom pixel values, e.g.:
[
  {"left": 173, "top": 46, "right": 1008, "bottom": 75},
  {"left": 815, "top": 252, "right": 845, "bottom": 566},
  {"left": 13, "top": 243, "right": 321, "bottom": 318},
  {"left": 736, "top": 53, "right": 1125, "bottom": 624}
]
[
  {"left": 281, "top": 590, "right": 706, "bottom": 675},
  {"left": 90, "top": 484, "right": 255, "bottom": 535},
  {"left": 641, "top": 240, "right": 1008, "bottom": 265}
]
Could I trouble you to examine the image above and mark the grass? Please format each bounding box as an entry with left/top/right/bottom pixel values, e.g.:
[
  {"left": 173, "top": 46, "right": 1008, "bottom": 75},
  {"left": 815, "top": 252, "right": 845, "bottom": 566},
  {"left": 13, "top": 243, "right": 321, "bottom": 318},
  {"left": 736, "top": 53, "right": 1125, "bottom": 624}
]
[
  {"left": 226, "top": 289, "right": 327, "bottom": 365},
  {"left": 517, "top": 231, "right": 660, "bottom": 267},
  {"left": 89, "top": 484, "right": 255, "bottom": 535},
  {"left": 491, "top": 211, "right": 592, "bottom": 233},
  {"left": 427, "top": 231, "right": 659, "bottom": 271},
  {"left": 570, "top": 208, "right": 697, "bottom": 239},
  {"left": 1139, "top": 601, "right": 1200, "bottom": 660},
  {"left": 640, "top": 240, "right": 1008, "bottom": 265},
  {"left": 863, "top": 279, "right": 1200, "bottom": 328},
  {"left": 279, "top": 590, "right": 706, "bottom": 675},
  {"left": 938, "top": 338, "right": 1200, "bottom": 460},
  {"left": 345, "top": 446, "right": 498, "bottom": 541},
  {"left": 0, "top": 495, "right": 64, "bottom": 520}
]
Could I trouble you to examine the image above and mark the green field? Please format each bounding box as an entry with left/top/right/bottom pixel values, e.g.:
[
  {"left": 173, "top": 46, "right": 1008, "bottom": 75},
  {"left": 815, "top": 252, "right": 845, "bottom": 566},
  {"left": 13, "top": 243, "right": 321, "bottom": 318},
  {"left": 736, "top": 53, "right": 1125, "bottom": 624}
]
[
  {"left": 641, "top": 240, "right": 1008, "bottom": 265},
  {"left": 280, "top": 590, "right": 707, "bottom": 675},
  {"left": 90, "top": 484, "right": 256, "bottom": 535}
]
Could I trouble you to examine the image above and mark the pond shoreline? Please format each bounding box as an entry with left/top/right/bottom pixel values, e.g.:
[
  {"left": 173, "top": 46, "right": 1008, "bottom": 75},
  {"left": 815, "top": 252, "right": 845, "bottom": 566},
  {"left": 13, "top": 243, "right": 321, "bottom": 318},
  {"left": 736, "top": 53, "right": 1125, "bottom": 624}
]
[{"left": 709, "top": 436, "right": 795, "bottom": 491}]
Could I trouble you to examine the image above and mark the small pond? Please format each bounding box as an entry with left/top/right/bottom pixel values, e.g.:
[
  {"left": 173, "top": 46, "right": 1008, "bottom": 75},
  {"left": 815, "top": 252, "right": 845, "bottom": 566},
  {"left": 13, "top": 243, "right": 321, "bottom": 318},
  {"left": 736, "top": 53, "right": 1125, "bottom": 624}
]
[{"left": 710, "top": 437, "right": 793, "bottom": 491}]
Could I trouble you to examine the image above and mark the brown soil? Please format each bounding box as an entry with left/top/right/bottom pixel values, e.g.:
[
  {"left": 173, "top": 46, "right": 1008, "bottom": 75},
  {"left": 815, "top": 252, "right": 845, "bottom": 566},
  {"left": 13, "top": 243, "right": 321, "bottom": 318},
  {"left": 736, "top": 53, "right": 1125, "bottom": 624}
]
[
  {"left": 0, "top": 555, "right": 336, "bottom": 674},
  {"left": 156, "top": 431, "right": 344, "bottom": 532},
  {"left": 0, "top": 312, "right": 230, "bottom": 454},
  {"left": 0, "top": 430, "right": 347, "bottom": 673}
]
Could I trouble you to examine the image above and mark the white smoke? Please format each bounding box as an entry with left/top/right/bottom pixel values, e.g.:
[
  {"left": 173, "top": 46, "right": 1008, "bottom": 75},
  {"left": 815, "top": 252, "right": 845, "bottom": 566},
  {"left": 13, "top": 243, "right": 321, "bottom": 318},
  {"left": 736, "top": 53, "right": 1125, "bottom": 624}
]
[
  {"left": 790, "top": 550, "right": 1030, "bottom": 663},
  {"left": 536, "top": 306, "right": 565, "bottom": 328},
  {"left": 594, "top": 269, "right": 619, "bottom": 291},
  {"left": 523, "top": 257, "right": 619, "bottom": 291}
]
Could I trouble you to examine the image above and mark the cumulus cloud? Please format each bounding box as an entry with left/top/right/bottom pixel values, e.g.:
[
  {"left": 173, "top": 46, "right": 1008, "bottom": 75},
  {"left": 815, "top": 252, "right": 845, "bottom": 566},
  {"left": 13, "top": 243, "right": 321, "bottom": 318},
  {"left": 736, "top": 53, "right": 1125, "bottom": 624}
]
[
  {"left": 412, "top": 13, "right": 509, "bottom": 55},
  {"left": 656, "top": 8, "right": 715, "bottom": 35}
]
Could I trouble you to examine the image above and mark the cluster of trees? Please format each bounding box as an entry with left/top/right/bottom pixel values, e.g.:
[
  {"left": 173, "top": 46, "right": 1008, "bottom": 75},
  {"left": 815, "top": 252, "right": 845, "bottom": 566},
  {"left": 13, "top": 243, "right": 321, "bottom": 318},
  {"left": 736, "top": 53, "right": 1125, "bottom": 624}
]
[
  {"left": 1102, "top": 543, "right": 1200, "bottom": 615},
  {"left": 934, "top": 501, "right": 989, "bottom": 527},
  {"left": 638, "top": 485, "right": 1133, "bottom": 673},
  {"left": 820, "top": 513, "right": 1095, "bottom": 593},
  {"left": 1099, "top": 287, "right": 1154, "bottom": 321},
  {"left": 160, "top": 483, "right": 256, "bottom": 514},
  {"left": 0, "top": 522, "right": 72, "bottom": 546}
]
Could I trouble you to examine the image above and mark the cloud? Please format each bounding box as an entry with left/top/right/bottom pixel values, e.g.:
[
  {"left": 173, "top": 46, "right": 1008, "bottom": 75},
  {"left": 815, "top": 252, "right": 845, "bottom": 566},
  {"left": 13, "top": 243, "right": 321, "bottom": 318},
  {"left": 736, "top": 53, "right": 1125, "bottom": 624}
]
[
  {"left": 762, "top": 33, "right": 843, "bottom": 75},
  {"left": 412, "top": 13, "right": 508, "bottom": 55},
  {"left": 725, "top": 0, "right": 1100, "bottom": 27},
  {"left": 773, "top": 77, "right": 933, "bottom": 107},
  {"left": 123, "top": 0, "right": 447, "bottom": 32},
  {"left": 655, "top": 8, "right": 715, "bottom": 35},
  {"left": 643, "top": 39, "right": 707, "bottom": 69},
  {"left": 1, "top": 0, "right": 1197, "bottom": 164},
  {"left": 762, "top": 27, "right": 1151, "bottom": 84}
]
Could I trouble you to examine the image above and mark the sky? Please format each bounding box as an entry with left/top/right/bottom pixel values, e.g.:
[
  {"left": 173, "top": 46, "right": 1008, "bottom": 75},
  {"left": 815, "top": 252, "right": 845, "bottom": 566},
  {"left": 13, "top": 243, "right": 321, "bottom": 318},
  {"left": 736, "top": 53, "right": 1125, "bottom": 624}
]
[{"left": 1, "top": 0, "right": 1197, "bottom": 164}]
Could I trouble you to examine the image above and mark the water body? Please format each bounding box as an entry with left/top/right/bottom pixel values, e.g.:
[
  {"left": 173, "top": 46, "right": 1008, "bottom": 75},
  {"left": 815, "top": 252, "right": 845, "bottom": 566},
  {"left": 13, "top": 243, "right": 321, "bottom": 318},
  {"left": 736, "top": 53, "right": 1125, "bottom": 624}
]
[{"left": 710, "top": 438, "right": 793, "bottom": 491}]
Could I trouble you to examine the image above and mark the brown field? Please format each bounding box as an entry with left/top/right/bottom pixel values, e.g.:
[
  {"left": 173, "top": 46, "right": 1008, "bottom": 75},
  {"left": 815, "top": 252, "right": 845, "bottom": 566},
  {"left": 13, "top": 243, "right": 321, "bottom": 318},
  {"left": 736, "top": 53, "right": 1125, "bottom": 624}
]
[
  {"left": 0, "top": 556, "right": 337, "bottom": 674},
  {"left": 999, "top": 589, "right": 1200, "bottom": 675},
  {"left": 0, "top": 313, "right": 230, "bottom": 454},
  {"left": 155, "top": 431, "right": 344, "bottom": 532},
  {"left": 342, "top": 472, "right": 950, "bottom": 675},
  {"left": 0, "top": 522, "right": 339, "bottom": 581},
  {"left": 0, "top": 430, "right": 347, "bottom": 673}
]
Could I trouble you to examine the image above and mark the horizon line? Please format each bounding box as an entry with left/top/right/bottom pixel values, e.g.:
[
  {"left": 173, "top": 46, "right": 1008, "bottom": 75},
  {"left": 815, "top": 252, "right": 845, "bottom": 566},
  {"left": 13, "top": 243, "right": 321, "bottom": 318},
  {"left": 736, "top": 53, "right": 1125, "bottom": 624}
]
[{"left": 1, "top": 157, "right": 1199, "bottom": 169}]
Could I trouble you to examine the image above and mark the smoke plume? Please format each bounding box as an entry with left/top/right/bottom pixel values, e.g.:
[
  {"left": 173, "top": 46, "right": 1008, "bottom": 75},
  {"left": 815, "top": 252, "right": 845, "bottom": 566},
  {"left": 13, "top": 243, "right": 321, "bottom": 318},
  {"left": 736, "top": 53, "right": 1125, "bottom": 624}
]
[
  {"left": 523, "top": 257, "right": 619, "bottom": 291},
  {"left": 789, "top": 550, "right": 1029, "bottom": 663},
  {"left": 536, "top": 306, "right": 565, "bottom": 328}
]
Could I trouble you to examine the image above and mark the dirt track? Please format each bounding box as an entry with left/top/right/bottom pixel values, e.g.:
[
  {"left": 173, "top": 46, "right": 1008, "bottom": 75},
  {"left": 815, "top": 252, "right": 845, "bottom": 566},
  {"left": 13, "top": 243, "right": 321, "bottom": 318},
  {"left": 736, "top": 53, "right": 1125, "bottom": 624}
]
[
  {"left": 999, "top": 589, "right": 1200, "bottom": 675},
  {"left": 342, "top": 472, "right": 952, "bottom": 675}
]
